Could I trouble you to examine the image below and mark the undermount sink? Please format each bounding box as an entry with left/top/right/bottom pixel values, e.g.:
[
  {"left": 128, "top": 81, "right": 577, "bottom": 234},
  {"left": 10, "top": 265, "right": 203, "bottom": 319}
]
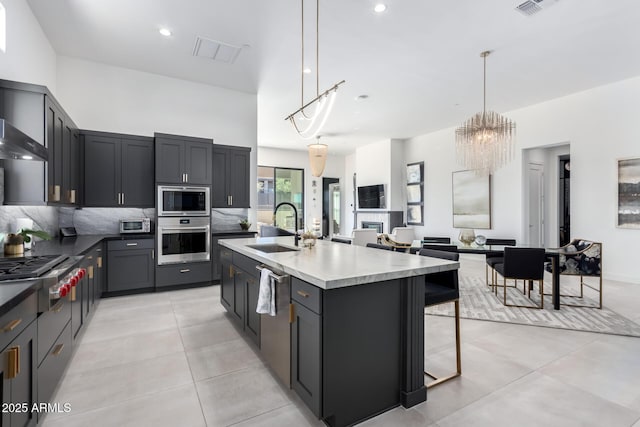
[{"left": 247, "top": 243, "right": 300, "bottom": 253}]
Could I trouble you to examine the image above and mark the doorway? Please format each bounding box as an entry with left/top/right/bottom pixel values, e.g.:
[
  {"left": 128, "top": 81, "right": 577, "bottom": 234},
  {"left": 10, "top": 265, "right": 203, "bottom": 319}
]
[
  {"left": 527, "top": 163, "right": 544, "bottom": 247},
  {"left": 328, "top": 183, "right": 341, "bottom": 237},
  {"left": 558, "top": 155, "right": 570, "bottom": 246},
  {"left": 322, "top": 177, "right": 339, "bottom": 237}
]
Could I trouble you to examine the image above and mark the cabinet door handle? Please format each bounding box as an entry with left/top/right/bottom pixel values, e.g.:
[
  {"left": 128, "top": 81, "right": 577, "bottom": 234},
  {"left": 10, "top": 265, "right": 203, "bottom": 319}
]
[
  {"left": 54, "top": 185, "right": 61, "bottom": 202},
  {"left": 180, "top": 269, "right": 191, "bottom": 273},
  {"left": 7, "top": 346, "right": 20, "bottom": 379},
  {"left": 289, "top": 303, "right": 295, "bottom": 324},
  {"left": 2, "top": 318, "right": 22, "bottom": 333},
  {"left": 98, "top": 256, "right": 103, "bottom": 268},
  {"left": 52, "top": 300, "right": 64, "bottom": 313},
  {"left": 89, "top": 266, "right": 94, "bottom": 279},
  {"left": 70, "top": 287, "right": 77, "bottom": 302},
  {"left": 229, "top": 265, "right": 234, "bottom": 277},
  {"left": 52, "top": 343, "right": 65, "bottom": 357},
  {"left": 230, "top": 195, "right": 233, "bottom": 205},
  {"left": 151, "top": 250, "right": 154, "bottom": 259},
  {"left": 296, "top": 290, "right": 310, "bottom": 298},
  {"left": 122, "top": 192, "right": 125, "bottom": 205},
  {"left": 185, "top": 173, "right": 188, "bottom": 182},
  {"left": 126, "top": 242, "right": 138, "bottom": 246},
  {"left": 70, "top": 189, "right": 77, "bottom": 204}
]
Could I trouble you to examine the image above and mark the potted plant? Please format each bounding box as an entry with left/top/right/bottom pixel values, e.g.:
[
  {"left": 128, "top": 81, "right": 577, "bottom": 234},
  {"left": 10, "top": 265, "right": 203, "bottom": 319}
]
[
  {"left": 239, "top": 219, "right": 251, "bottom": 231},
  {"left": 3, "top": 229, "right": 52, "bottom": 255}
]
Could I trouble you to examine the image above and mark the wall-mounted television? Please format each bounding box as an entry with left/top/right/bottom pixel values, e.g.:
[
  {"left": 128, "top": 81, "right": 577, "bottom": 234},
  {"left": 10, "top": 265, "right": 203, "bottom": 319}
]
[{"left": 358, "top": 184, "right": 385, "bottom": 209}]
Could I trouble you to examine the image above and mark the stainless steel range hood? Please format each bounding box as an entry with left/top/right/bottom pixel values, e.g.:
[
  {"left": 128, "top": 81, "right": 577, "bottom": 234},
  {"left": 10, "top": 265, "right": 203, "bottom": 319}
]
[{"left": 0, "top": 118, "right": 48, "bottom": 161}]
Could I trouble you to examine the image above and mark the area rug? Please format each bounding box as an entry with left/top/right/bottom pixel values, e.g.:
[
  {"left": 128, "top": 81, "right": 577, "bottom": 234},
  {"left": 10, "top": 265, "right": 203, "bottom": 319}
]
[{"left": 425, "top": 275, "right": 640, "bottom": 337}]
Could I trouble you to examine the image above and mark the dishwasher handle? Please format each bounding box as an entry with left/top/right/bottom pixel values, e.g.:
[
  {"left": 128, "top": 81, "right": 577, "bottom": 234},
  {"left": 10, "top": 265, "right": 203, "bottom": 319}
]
[{"left": 255, "top": 265, "right": 289, "bottom": 283}]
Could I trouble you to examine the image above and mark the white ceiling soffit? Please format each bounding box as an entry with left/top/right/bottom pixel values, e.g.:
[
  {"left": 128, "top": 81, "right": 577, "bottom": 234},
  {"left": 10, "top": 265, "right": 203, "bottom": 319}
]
[{"left": 193, "top": 36, "right": 243, "bottom": 64}]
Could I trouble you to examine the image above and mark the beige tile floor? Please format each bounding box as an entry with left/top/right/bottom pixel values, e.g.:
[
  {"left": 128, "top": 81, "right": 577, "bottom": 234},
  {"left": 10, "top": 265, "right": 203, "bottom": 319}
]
[{"left": 42, "top": 255, "right": 640, "bottom": 427}]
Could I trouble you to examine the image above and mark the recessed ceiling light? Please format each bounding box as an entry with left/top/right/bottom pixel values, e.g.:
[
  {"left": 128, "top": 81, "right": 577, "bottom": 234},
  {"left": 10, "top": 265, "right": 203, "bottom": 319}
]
[
  {"left": 159, "top": 28, "right": 172, "bottom": 37},
  {"left": 303, "top": 67, "right": 311, "bottom": 74},
  {"left": 374, "top": 4, "right": 387, "bottom": 13},
  {"left": 22, "top": 155, "right": 33, "bottom": 160}
]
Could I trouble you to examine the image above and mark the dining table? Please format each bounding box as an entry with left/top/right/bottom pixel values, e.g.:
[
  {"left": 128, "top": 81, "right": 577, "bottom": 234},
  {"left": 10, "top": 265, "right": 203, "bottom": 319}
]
[{"left": 411, "top": 240, "right": 564, "bottom": 310}]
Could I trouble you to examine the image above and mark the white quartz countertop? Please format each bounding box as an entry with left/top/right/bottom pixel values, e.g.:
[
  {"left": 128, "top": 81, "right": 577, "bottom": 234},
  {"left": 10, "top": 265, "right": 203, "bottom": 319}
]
[{"left": 219, "top": 236, "right": 460, "bottom": 290}]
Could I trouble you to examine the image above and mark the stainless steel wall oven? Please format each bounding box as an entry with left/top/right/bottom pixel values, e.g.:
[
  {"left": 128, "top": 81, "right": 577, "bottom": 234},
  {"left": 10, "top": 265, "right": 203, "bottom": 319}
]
[{"left": 157, "top": 217, "right": 210, "bottom": 265}]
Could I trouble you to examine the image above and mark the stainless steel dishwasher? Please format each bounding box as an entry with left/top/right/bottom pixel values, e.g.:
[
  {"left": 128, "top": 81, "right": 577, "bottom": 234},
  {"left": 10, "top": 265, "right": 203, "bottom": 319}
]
[{"left": 256, "top": 265, "right": 291, "bottom": 388}]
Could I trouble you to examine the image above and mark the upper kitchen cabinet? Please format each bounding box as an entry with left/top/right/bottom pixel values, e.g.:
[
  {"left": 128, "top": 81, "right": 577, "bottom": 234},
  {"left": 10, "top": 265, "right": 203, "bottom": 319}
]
[
  {"left": 155, "top": 133, "right": 213, "bottom": 185},
  {"left": 212, "top": 145, "right": 251, "bottom": 208},
  {"left": 0, "top": 80, "right": 79, "bottom": 206},
  {"left": 82, "top": 130, "right": 154, "bottom": 207},
  {"left": 46, "top": 96, "right": 80, "bottom": 205}
]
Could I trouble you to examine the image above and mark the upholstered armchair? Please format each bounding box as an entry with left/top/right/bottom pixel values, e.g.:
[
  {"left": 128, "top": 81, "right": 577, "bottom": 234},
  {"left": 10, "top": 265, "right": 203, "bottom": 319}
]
[{"left": 545, "top": 239, "right": 602, "bottom": 309}]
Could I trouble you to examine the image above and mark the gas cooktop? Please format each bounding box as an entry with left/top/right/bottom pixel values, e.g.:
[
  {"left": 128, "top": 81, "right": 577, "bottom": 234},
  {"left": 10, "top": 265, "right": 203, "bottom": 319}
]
[{"left": 0, "top": 255, "right": 68, "bottom": 281}]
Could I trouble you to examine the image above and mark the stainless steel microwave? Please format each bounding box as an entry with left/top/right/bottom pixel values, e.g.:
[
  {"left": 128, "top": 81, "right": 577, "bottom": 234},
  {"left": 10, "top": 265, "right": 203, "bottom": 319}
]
[
  {"left": 157, "top": 185, "right": 210, "bottom": 217},
  {"left": 119, "top": 218, "right": 152, "bottom": 234}
]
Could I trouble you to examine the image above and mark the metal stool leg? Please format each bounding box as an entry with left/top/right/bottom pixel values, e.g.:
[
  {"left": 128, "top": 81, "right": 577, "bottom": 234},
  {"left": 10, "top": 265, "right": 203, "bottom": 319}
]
[{"left": 425, "top": 300, "right": 461, "bottom": 388}]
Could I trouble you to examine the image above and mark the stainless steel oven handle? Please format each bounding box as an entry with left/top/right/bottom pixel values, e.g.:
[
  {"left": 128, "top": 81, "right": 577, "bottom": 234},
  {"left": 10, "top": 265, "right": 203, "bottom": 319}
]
[
  {"left": 255, "top": 265, "right": 289, "bottom": 283},
  {"left": 160, "top": 227, "right": 210, "bottom": 231}
]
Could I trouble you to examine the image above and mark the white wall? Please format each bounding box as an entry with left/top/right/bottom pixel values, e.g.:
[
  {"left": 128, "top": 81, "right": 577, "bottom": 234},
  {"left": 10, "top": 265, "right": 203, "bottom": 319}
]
[
  {"left": 55, "top": 56, "right": 259, "bottom": 224},
  {"left": 0, "top": 0, "right": 56, "bottom": 91},
  {"left": 343, "top": 153, "right": 356, "bottom": 234},
  {"left": 403, "top": 76, "right": 640, "bottom": 283},
  {"left": 257, "top": 147, "right": 345, "bottom": 231},
  {"left": 355, "top": 139, "right": 406, "bottom": 212}
]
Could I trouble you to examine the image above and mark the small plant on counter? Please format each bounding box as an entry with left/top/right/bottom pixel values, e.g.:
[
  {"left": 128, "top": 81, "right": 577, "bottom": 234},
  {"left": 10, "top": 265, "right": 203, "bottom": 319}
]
[
  {"left": 19, "top": 228, "right": 52, "bottom": 243},
  {"left": 239, "top": 219, "right": 251, "bottom": 230},
  {"left": 300, "top": 229, "right": 317, "bottom": 248}
]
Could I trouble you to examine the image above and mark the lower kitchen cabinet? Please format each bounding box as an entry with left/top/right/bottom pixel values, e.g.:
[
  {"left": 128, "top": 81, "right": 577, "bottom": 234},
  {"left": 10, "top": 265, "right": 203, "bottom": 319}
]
[
  {"left": 1, "top": 318, "right": 37, "bottom": 427},
  {"left": 291, "top": 282, "right": 322, "bottom": 418},
  {"left": 107, "top": 239, "right": 155, "bottom": 293},
  {"left": 212, "top": 232, "right": 256, "bottom": 282},
  {"left": 37, "top": 321, "right": 72, "bottom": 418},
  {"left": 220, "top": 252, "right": 261, "bottom": 345},
  {"left": 155, "top": 261, "right": 212, "bottom": 289}
]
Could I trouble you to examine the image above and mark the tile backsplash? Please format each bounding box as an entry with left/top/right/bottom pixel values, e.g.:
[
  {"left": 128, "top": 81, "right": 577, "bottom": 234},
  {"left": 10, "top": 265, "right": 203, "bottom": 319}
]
[{"left": 59, "top": 207, "right": 156, "bottom": 235}]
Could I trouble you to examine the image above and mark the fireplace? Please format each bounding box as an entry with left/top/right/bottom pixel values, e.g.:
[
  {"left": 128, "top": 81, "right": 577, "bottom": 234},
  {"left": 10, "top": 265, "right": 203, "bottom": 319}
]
[{"left": 362, "top": 221, "right": 383, "bottom": 233}]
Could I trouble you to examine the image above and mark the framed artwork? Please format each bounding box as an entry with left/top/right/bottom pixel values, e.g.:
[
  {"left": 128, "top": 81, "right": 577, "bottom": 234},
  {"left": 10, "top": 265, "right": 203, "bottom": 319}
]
[
  {"left": 452, "top": 170, "right": 491, "bottom": 229},
  {"left": 407, "top": 163, "right": 422, "bottom": 184},
  {"left": 617, "top": 157, "right": 640, "bottom": 229},
  {"left": 407, "top": 205, "right": 422, "bottom": 224},
  {"left": 406, "top": 161, "right": 424, "bottom": 225},
  {"left": 407, "top": 184, "right": 422, "bottom": 203}
]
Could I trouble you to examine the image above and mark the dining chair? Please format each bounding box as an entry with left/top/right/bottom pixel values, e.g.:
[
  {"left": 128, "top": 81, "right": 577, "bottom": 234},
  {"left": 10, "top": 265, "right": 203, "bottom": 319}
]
[
  {"left": 366, "top": 243, "right": 393, "bottom": 251},
  {"left": 484, "top": 238, "right": 516, "bottom": 288},
  {"left": 422, "top": 237, "right": 451, "bottom": 244},
  {"left": 390, "top": 227, "right": 415, "bottom": 244},
  {"left": 544, "top": 239, "right": 602, "bottom": 309},
  {"left": 422, "top": 243, "right": 457, "bottom": 252},
  {"left": 351, "top": 229, "right": 378, "bottom": 246},
  {"left": 331, "top": 237, "right": 351, "bottom": 244},
  {"left": 493, "top": 247, "right": 546, "bottom": 309},
  {"left": 418, "top": 248, "right": 461, "bottom": 388}
]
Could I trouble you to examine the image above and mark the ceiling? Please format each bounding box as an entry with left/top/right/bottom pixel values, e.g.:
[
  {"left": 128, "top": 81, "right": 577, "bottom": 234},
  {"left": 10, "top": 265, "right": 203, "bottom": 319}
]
[{"left": 27, "top": 0, "right": 640, "bottom": 155}]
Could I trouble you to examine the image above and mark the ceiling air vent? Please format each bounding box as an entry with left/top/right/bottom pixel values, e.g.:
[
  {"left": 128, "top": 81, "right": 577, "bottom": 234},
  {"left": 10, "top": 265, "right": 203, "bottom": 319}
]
[
  {"left": 192, "top": 36, "right": 243, "bottom": 64},
  {"left": 515, "top": 0, "right": 558, "bottom": 16}
]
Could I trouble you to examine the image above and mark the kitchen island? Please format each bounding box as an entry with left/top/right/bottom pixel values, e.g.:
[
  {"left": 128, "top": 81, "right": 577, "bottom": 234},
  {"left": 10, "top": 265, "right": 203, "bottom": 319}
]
[{"left": 219, "top": 236, "right": 459, "bottom": 427}]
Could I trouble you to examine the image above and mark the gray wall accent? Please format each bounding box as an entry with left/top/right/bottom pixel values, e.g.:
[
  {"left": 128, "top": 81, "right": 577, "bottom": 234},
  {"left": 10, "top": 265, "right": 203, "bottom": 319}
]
[
  {"left": 212, "top": 208, "right": 248, "bottom": 232},
  {"left": 0, "top": 206, "right": 59, "bottom": 238},
  {"left": 59, "top": 207, "right": 156, "bottom": 235}
]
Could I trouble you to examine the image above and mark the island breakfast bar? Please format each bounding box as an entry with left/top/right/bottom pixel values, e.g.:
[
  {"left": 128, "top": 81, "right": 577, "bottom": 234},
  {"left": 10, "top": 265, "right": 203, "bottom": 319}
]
[{"left": 218, "top": 236, "right": 460, "bottom": 427}]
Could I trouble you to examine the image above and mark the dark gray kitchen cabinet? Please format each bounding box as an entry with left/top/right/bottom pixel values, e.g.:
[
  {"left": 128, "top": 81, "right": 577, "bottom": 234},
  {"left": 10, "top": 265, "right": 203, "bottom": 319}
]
[
  {"left": 107, "top": 239, "right": 155, "bottom": 293},
  {"left": 212, "top": 232, "right": 256, "bottom": 282},
  {"left": 155, "top": 133, "right": 213, "bottom": 185},
  {"left": 243, "top": 271, "right": 261, "bottom": 346},
  {"left": 291, "top": 288, "right": 322, "bottom": 417},
  {"left": 212, "top": 145, "right": 251, "bottom": 208},
  {"left": 220, "top": 247, "right": 234, "bottom": 312},
  {"left": 1, "top": 320, "right": 37, "bottom": 427},
  {"left": 220, "top": 252, "right": 260, "bottom": 344},
  {"left": 0, "top": 80, "right": 78, "bottom": 206},
  {"left": 156, "top": 261, "right": 212, "bottom": 289},
  {"left": 82, "top": 131, "right": 154, "bottom": 207}
]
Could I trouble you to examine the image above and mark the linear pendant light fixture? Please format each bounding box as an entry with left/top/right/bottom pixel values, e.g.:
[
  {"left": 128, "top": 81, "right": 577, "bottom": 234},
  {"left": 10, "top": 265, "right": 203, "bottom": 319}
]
[
  {"left": 455, "top": 50, "right": 515, "bottom": 176},
  {"left": 285, "top": 0, "right": 345, "bottom": 140}
]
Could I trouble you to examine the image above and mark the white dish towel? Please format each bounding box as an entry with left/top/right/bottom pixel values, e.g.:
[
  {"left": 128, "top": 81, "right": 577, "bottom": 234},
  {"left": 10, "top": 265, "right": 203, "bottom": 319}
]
[{"left": 256, "top": 268, "right": 276, "bottom": 316}]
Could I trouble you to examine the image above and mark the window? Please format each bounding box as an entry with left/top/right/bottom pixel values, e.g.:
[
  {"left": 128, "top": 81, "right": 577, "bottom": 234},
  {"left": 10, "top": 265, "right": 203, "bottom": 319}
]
[{"left": 257, "top": 166, "right": 304, "bottom": 233}]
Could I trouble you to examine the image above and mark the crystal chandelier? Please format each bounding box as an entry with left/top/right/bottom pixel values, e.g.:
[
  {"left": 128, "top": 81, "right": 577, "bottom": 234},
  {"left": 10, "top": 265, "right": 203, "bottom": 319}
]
[
  {"left": 455, "top": 51, "right": 515, "bottom": 175},
  {"left": 285, "top": 0, "right": 345, "bottom": 140}
]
